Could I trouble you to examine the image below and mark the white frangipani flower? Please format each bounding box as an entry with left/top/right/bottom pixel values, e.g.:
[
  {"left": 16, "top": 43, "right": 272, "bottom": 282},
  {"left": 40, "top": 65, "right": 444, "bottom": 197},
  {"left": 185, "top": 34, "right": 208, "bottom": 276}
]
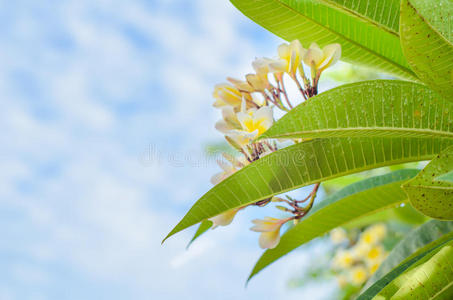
[
  {"left": 303, "top": 42, "right": 341, "bottom": 74},
  {"left": 215, "top": 106, "right": 242, "bottom": 133},
  {"left": 330, "top": 228, "right": 348, "bottom": 244},
  {"left": 245, "top": 73, "right": 267, "bottom": 91},
  {"left": 210, "top": 159, "right": 238, "bottom": 186},
  {"left": 226, "top": 103, "right": 274, "bottom": 146},
  {"left": 349, "top": 266, "right": 368, "bottom": 285},
  {"left": 212, "top": 84, "right": 243, "bottom": 109},
  {"left": 209, "top": 207, "right": 241, "bottom": 228},
  {"left": 250, "top": 217, "right": 287, "bottom": 249},
  {"left": 227, "top": 77, "right": 255, "bottom": 93},
  {"left": 269, "top": 39, "right": 306, "bottom": 76}
]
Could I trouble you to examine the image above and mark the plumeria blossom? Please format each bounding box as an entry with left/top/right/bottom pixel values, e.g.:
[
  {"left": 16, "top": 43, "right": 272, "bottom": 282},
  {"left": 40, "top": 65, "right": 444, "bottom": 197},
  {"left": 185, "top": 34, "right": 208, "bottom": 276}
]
[
  {"left": 206, "top": 39, "right": 340, "bottom": 251},
  {"left": 226, "top": 102, "right": 274, "bottom": 146},
  {"left": 212, "top": 84, "right": 243, "bottom": 110},
  {"left": 332, "top": 249, "right": 354, "bottom": 269},
  {"left": 252, "top": 57, "right": 274, "bottom": 76},
  {"left": 209, "top": 207, "right": 241, "bottom": 228},
  {"left": 250, "top": 217, "right": 287, "bottom": 249},
  {"left": 365, "top": 245, "right": 385, "bottom": 262},
  {"left": 330, "top": 228, "right": 348, "bottom": 245},
  {"left": 245, "top": 73, "right": 267, "bottom": 91},
  {"left": 349, "top": 266, "right": 368, "bottom": 285},
  {"left": 215, "top": 106, "right": 242, "bottom": 133},
  {"left": 367, "top": 261, "right": 381, "bottom": 275},
  {"left": 237, "top": 106, "right": 273, "bottom": 136},
  {"left": 209, "top": 156, "right": 249, "bottom": 228},
  {"left": 331, "top": 224, "right": 388, "bottom": 287},
  {"left": 359, "top": 223, "right": 387, "bottom": 246},
  {"left": 303, "top": 42, "right": 341, "bottom": 75},
  {"left": 210, "top": 159, "right": 238, "bottom": 186},
  {"left": 269, "top": 39, "right": 306, "bottom": 76},
  {"left": 227, "top": 76, "right": 255, "bottom": 93},
  {"left": 251, "top": 57, "right": 273, "bottom": 89}
]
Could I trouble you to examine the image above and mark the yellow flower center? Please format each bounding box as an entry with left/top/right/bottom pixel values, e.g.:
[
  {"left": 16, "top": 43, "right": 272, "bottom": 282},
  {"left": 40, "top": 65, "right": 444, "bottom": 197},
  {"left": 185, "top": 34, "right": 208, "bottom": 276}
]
[
  {"left": 367, "top": 247, "right": 380, "bottom": 260},
  {"left": 243, "top": 119, "right": 267, "bottom": 135},
  {"left": 353, "top": 270, "right": 366, "bottom": 281}
]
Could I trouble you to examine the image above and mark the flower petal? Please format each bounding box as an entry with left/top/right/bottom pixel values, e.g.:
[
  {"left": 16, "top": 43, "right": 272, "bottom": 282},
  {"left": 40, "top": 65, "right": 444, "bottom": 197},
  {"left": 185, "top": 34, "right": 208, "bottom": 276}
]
[
  {"left": 253, "top": 106, "right": 274, "bottom": 129},
  {"left": 209, "top": 208, "right": 239, "bottom": 227},
  {"left": 215, "top": 119, "right": 229, "bottom": 133},
  {"left": 303, "top": 46, "right": 324, "bottom": 68},
  {"left": 318, "top": 43, "right": 341, "bottom": 71},
  {"left": 269, "top": 60, "right": 288, "bottom": 73},
  {"left": 250, "top": 217, "right": 282, "bottom": 232},
  {"left": 277, "top": 43, "right": 290, "bottom": 61},
  {"left": 252, "top": 57, "right": 272, "bottom": 75},
  {"left": 259, "top": 229, "right": 281, "bottom": 249}
]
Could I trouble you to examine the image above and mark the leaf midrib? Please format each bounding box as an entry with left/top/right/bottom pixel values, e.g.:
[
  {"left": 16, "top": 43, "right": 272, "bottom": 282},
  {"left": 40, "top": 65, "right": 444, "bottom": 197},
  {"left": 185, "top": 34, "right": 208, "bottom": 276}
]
[
  {"left": 218, "top": 155, "right": 434, "bottom": 212},
  {"left": 268, "top": 0, "right": 416, "bottom": 77},
  {"left": 406, "top": 184, "right": 453, "bottom": 190},
  {"left": 263, "top": 127, "right": 453, "bottom": 139},
  {"left": 320, "top": 0, "right": 398, "bottom": 36},
  {"left": 406, "top": 0, "right": 453, "bottom": 48},
  {"left": 431, "top": 280, "right": 453, "bottom": 299}
]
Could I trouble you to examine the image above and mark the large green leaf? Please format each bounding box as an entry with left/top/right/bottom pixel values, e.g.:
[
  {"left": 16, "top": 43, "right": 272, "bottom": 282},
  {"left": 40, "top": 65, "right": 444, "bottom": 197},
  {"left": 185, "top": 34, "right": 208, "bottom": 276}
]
[
  {"left": 186, "top": 220, "right": 213, "bottom": 249},
  {"left": 259, "top": 80, "right": 453, "bottom": 140},
  {"left": 163, "top": 137, "right": 453, "bottom": 243},
  {"left": 343, "top": 203, "right": 427, "bottom": 229},
  {"left": 403, "top": 146, "right": 453, "bottom": 220},
  {"left": 247, "top": 170, "right": 419, "bottom": 281},
  {"left": 365, "top": 220, "right": 453, "bottom": 289},
  {"left": 357, "top": 238, "right": 453, "bottom": 300},
  {"left": 320, "top": 0, "right": 400, "bottom": 33},
  {"left": 230, "top": 0, "right": 417, "bottom": 80},
  {"left": 391, "top": 243, "right": 453, "bottom": 298},
  {"left": 400, "top": 0, "right": 453, "bottom": 100}
]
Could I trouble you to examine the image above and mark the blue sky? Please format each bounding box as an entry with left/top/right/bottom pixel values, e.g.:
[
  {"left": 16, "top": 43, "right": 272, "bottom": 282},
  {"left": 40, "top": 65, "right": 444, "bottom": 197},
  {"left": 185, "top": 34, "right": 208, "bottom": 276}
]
[{"left": 0, "top": 0, "right": 337, "bottom": 299}]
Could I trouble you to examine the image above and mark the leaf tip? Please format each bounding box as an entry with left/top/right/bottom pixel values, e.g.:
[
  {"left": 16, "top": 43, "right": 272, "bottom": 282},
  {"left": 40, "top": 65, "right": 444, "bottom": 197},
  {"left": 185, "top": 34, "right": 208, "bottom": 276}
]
[{"left": 161, "top": 229, "right": 177, "bottom": 245}]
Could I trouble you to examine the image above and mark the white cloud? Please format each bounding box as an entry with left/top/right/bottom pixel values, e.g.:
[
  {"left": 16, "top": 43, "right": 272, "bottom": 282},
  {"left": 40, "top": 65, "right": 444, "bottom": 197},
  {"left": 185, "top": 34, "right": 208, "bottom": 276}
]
[{"left": 0, "top": 0, "right": 333, "bottom": 299}]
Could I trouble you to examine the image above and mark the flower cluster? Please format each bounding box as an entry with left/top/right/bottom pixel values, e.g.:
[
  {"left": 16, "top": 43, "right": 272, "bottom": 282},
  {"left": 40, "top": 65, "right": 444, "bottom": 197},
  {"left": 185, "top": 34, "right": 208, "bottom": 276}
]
[
  {"left": 330, "top": 224, "right": 388, "bottom": 287},
  {"left": 208, "top": 40, "right": 341, "bottom": 249}
]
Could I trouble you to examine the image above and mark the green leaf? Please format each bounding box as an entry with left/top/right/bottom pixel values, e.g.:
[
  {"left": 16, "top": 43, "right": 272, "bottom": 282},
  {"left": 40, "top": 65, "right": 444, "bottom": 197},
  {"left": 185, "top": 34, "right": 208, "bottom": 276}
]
[
  {"left": 343, "top": 203, "right": 427, "bottom": 229},
  {"left": 437, "top": 170, "right": 453, "bottom": 182},
  {"left": 229, "top": 0, "right": 417, "bottom": 80},
  {"left": 319, "top": 0, "right": 400, "bottom": 33},
  {"left": 375, "top": 240, "right": 453, "bottom": 299},
  {"left": 247, "top": 169, "right": 419, "bottom": 281},
  {"left": 186, "top": 220, "right": 213, "bottom": 249},
  {"left": 259, "top": 80, "right": 453, "bottom": 140},
  {"left": 357, "top": 238, "right": 453, "bottom": 300},
  {"left": 400, "top": 0, "right": 453, "bottom": 100},
  {"left": 163, "top": 137, "right": 453, "bottom": 243},
  {"left": 392, "top": 245, "right": 453, "bottom": 299},
  {"left": 365, "top": 220, "right": 453, "bottom": 290},
  {"left": 403, "top": 145, "right": 453, "bottom": 220}
]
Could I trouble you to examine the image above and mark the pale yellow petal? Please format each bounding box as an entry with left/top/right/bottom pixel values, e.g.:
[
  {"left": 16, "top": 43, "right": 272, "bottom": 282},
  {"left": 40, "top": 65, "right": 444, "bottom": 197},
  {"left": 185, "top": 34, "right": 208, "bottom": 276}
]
[
  {"left": 209, "top": 208, "right": 239, "bottom": 227},
  {"left": 303, "top": 47, "right": 323, "bottom": 68},
  {"left": 215, "top": 119, "right": 230, "bottom": 133},
  {"left": 250, "top": 217, "right": 282, "bottom": 232},
  {"left": 318, "top": 43, "right": 341, "bottom": 71},
  {"left": 227, "top": 77, "right": 254, "bottom": 92},
  {"left": 245, "top": 73, "right": 266, "bottom": 91},
  {"left": 269, "top": 59, "right": 288, "bottom": 73},
  {"left": 259, "top": 229, "right": 281, "bottom": 249},
  {"left": 253, "top": 106, "right": 273, "bottom": 130},
  {"left": 277, "top": 43, "right": 290, "bottom": 61},
  {"left": 252, "top": 57, "right": 272, "bottom": 75}
]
